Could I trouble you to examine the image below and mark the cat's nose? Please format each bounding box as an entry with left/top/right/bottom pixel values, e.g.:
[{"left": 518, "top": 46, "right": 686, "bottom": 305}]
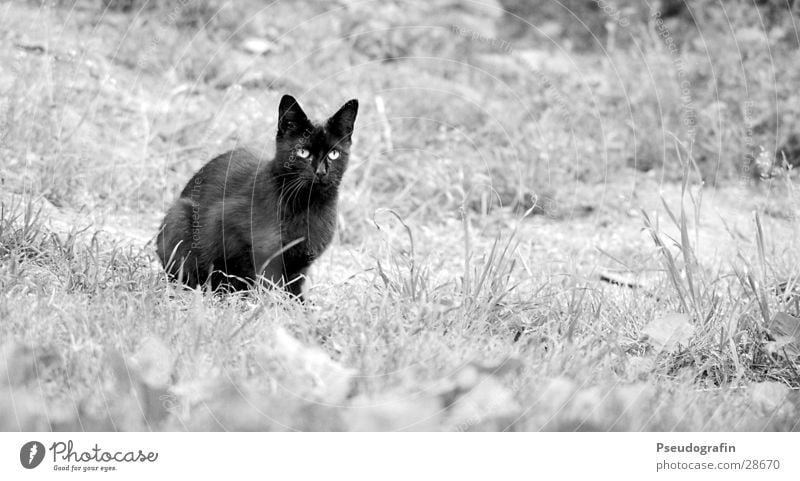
[{"left": 315, "top": 159, "right": 328, "bottom": 176}]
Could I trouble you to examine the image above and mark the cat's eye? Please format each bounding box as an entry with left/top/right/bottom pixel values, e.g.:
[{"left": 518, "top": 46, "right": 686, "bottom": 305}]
[
  {"left": 296, "top": 148, "right": 310, "bottom": 159},
  {"left": 327, "top": 149, "right": 340, "bottom": 160}
]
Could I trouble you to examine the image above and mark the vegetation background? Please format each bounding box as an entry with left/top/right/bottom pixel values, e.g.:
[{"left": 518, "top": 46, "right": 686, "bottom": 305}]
[{"left": 1, "top": 0, "right": 799, "bottom": 431}]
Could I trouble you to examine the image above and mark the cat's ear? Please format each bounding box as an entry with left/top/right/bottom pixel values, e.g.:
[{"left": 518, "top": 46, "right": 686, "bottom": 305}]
[
  {"left": 278, "top": 94, "right": 309, "bottom": 136},
  {"left": 327, "top": 99, "right": 358, "bottom": 140}
]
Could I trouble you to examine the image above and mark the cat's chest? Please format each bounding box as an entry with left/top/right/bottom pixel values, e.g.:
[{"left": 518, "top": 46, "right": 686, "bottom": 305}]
[{"left": 279, "top": 208, "right": 336, "bottom": 257}]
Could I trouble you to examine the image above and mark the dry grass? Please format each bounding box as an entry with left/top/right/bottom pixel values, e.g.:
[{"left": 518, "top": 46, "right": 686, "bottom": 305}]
[{"left": 0, "top": 0, "right": 799, "bottom": 431}]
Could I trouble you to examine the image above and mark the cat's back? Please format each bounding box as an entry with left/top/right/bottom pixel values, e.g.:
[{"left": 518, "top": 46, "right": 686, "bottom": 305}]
[{"left": 178, "top": 148, "right": 267, "bottom": 200}]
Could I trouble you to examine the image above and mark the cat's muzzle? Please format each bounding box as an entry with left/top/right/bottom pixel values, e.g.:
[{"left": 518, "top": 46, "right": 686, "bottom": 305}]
[{"left": 314, "top": 158, "right": 329, "bottom": 176}]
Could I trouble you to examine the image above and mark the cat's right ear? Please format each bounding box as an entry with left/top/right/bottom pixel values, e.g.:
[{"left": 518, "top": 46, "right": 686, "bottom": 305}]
[
  {"left": 278, "top": 95, "right": 309, "bottom": 136},
  {"left": 327, "top": 99, "right": 359, "bottom": 140}
]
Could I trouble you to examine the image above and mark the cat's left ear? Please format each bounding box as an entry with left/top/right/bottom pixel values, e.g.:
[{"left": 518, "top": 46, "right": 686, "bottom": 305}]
[
  {"left": 327, "top": 99, "right": 359, "bottom": 140},
  {"left": 278, "top": 94, "right": 310, "bottom": 136}
]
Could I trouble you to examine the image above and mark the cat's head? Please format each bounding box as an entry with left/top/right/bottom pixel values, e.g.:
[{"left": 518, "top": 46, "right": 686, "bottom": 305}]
[{"left": 274, "top": 94, "right": 358, "bottom": 192}]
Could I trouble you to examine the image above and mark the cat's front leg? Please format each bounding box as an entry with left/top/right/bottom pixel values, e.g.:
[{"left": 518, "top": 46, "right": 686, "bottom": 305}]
[
  {"left": 252, "top": 248, "right": 285, "bottom": 287},
  {"left": 157, "top": 198, "right": 205, "bottom": 286},
  {"left": 252, "top": 248, "right": 307, "bottom": 301},
  {"left": 284, "top": 268, "right": 307, "bottom": 302}
]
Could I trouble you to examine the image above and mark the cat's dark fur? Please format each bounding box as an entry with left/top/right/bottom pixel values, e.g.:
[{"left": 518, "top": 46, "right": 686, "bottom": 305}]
[{"left": 156, "top": 94, "right": 358, "bottom": 299}]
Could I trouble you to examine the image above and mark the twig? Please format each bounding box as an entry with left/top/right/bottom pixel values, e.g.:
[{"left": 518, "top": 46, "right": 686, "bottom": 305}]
[{"left": 374, "top": 95, "right": 393, "bottom": 152}]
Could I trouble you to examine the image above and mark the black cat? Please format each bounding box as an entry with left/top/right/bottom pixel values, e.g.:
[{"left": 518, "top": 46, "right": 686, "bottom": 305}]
[{"left": 156, "top": 94, "right": 358, "bottom": 299}]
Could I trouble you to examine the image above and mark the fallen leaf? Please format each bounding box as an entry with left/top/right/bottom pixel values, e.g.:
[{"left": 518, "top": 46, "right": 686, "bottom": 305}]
[
  {"left": 642, "top": 312, "right": 694, "bottom": 352},
  {"left": 537, "top": 377, "right": 577, "bottom": 407},
  {"left": 768, "top": 312, "right": 800, "bottom": 354},
  {"left": 750, "top": 381, "right": 795, "bottom": 420},
  {"left": 240, "top": 37, "right": 276, "bottom": 55},
  {"left": 344, "top": 395, "right": 444, "bottom": 432},
  {"left": 130, "top": 337, "right": 176, "bottom": 388},
  {"left": 527, "top": 379, "right": 657, "bottom": 431},
  {"left": 175, "top": 377, "right": 343, "bottom": 431},
  {"left": 566, "top": 383, "right": 655, "bottom": 431},
  {"left": 256, "top": 328, "right": 355, "bottom": 404},
  {"left": 0, "top": 387, "right": 52, "bottom": 431},
  {"left": 626, "top": 355, "right": 656, "bottom": 380},
  {"left": 442, "top": 362, "right": 521, "bottom": 432},
  {"left": 0, "top": 341, "right": 61, "bottom": 387},
  {"left": 105, "top": 338, "right": 176, "bottom": 429},
  {"left": 344, "top": 359, "right": 522, "bottom": 432},
  {"left": 179, "top": 378, "right": 289, "bottom": 432}
]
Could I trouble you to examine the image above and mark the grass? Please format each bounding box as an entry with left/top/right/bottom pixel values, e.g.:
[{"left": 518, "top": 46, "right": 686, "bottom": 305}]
[{"left": 1, "top": 0, "right": 799, "bottom": 431}]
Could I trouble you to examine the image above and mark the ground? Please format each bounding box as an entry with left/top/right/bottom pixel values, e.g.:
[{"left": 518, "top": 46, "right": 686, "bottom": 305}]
[{"left": 1, "top": 0, "right": 799, "bottom": 431}]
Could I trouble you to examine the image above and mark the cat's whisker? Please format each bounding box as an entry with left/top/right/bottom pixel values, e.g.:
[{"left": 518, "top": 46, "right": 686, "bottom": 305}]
[
  {"left": 282, "top": 178, "right": 305, "bottom": 206},
  {"left": 304, "top": 175, "right": 318, "bottom": 229},
  {"left": 278, "top": 178, "right": 301, "bottom": 204},
  {"left": 282, "top": 179, "right": 308, "bottom": 211}
]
